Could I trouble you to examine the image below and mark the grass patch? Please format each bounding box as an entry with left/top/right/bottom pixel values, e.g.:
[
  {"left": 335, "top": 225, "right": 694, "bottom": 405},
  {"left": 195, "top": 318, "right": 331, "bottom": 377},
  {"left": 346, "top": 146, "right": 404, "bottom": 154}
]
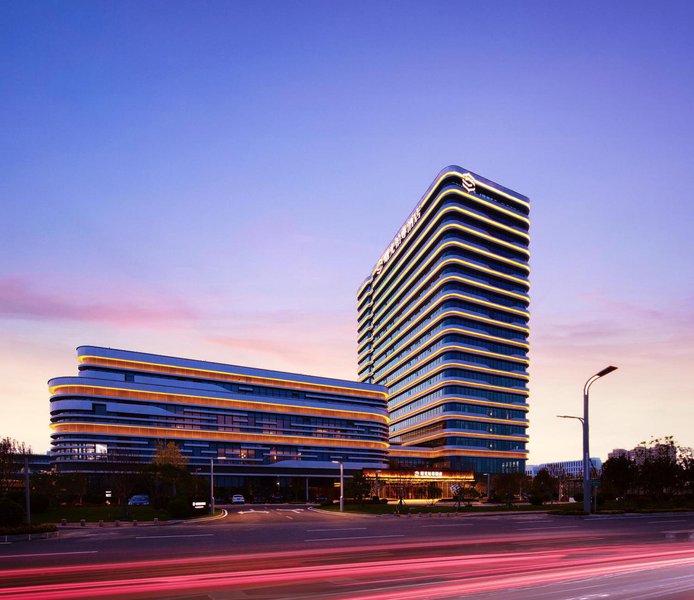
[
  {"left": 0, "top": 523, "right": 57, "bottom": 535},
  {"left": 33, "top": 505, "right": 172, "bottom": 523},
  {"left": 319, "top": 502, "right": 578, "bottom": 515}
]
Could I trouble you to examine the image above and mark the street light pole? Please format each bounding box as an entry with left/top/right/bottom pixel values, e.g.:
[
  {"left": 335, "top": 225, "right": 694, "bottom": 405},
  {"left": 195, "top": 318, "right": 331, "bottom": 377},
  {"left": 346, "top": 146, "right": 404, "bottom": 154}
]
[
  {"left": 210, "top": 458, "right": 215, "bottom": 516},
  {"left": 581, "top": 366, "right": 617, "bottom": 514},
  {"left": 23, "top": 455, "right": 31, "bottom": 530},
  {"left": 331, "top": 460, "right": 344, "bottom": 512}
]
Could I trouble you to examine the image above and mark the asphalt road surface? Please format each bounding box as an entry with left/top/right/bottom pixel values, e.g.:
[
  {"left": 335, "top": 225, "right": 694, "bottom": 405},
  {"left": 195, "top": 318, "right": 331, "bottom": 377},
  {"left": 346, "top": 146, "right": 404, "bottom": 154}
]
[{"left": 1, "top": 505, "right": 694, "bottom": 599}]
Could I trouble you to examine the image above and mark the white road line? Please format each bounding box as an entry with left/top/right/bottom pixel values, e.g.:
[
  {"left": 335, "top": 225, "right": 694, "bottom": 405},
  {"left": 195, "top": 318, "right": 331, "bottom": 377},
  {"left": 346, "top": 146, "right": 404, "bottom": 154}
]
[
  {"left": 306, "top": 528, "right": 368, "bottom": 532},
  {"left": 135, "top": 534, "right": 214, "bottom": 539},
  {"left": 421, "top": 524, "right": 473, "bottom": 528},
  {"left": 305, "top": 534, "right": 405, "bottom": 542},
  {"left": 517, "top": 526, "right": 580, "bottom": 530},
  {"left": 648, "top": 519, "right": 689, "bottom": 524},
  {"left": 0, "top": 550, "right": 98, "bottom": 559}
]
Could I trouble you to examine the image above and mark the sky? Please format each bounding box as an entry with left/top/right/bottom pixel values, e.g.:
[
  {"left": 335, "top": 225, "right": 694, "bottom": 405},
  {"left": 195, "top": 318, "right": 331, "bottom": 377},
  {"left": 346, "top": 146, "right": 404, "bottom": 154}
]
[{"left": 1, "top": 1, "right": 693, "bottom": 463}]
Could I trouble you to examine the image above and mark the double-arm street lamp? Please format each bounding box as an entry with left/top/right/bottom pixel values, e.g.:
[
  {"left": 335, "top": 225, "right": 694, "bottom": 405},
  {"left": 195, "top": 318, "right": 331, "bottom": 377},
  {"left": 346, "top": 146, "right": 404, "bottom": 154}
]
[
  {"left": 331, "top": 460, "right": 344, "bottom": 512},
  {"left": 559, "top": 365, "right": 617, "bottom": 514}
]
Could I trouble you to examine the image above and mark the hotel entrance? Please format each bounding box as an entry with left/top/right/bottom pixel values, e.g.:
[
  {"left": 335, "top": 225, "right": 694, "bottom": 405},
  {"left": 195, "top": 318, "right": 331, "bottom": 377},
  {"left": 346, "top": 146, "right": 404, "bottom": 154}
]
[{"left": 363, "top": 469, "right": 474, "bottom": 500}]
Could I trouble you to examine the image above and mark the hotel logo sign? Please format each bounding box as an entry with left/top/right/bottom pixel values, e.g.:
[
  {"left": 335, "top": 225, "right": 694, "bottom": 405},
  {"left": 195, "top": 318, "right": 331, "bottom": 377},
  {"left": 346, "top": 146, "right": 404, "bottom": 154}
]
[
  {"left": 461, "top": 172, "right": 476, "bottom": 194},
  {"left": 374, "top": 203, "right": 423, "bottom": 276},
  {"left": 415, "top": 470, "right": 443, "bottom": 478}
]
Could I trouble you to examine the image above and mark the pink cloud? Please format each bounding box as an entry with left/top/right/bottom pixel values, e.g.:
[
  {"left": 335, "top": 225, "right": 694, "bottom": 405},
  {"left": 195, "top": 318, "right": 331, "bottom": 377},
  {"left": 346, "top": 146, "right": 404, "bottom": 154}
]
[{"left": 0, "top": 276, "right": 198, "bottom": 327}]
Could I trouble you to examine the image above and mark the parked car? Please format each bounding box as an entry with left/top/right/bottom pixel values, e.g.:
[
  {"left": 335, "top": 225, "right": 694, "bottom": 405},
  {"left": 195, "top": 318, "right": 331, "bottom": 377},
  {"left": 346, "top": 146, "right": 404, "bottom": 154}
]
[
  {"left": 127, "top": 494, "right": 150, "bottom": 506},
  {"left": 231, "top": 494, "right": 246, "bottom": 504}
]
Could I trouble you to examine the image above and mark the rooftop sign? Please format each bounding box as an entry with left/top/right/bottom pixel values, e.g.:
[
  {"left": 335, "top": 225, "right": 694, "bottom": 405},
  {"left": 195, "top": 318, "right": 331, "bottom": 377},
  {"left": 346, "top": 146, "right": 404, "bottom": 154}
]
[{"left": 374, "top": 203, "right": 423, "bottom": 276}]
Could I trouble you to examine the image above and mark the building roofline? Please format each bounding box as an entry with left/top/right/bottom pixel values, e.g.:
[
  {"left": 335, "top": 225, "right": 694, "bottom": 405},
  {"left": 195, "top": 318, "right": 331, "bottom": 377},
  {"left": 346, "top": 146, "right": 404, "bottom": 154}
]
[{"left": 75, "top": 345, "right": 387, "bottom": 393}]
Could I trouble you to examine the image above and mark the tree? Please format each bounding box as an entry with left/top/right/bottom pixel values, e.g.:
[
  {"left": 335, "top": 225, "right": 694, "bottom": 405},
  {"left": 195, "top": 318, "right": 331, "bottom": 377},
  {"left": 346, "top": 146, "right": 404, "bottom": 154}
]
[
  {"left": 148, "top": 441, "right": 190, "bottom": 506},
  {"left": 451, "top": 482, "right": 479, "bottom": 510},
  {"left": 492, "top": 472, "right": 526, "bottom": 507},
  {"left": 679, "top": 447, "right": 694, "bottom": 497},
  {"left": 601, "top": 455, "right": 637, "bottom": 500},
  {"left": 152, "top": 441, "right": 188, "bottom": 469},
  {"left": 530, "top": 469, "right": 556, "bottom": 505},
  {"left": 0, "top": 437, "right": 30, "bottom": 497},
  {"left": 346, "top": 470, "right": 371, "bottom": 502},
  {"left": 426, "top": 482, "right": 442, "bottom": 503},
  {"left": 638, "top": 437, "right": 679, "bottom": 501}
]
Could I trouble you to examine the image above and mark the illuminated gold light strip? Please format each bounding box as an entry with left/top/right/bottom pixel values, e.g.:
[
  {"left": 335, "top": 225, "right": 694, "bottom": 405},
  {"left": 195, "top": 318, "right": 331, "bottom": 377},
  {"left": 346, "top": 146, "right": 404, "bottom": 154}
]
[
  {"left": 391, "top": 413, "right": 529, "bottom": 435},
  {"left": 371, "top": 312, "right": 529, "bottom": 368},
  {"left": 372, "top": 291, "right": 530, "bottom": 351},
  {"left": 398, "top": 429, "right": 529, "bottom": 446},
  {"left": 373, "top": 257, "right": 530, "bottom": 326},
  {"left": 387, "top": 446, "right": 527, "bottom": 460},
  {"left": 365, "top": 273, "right": 529, "bottom": 354},
  {"left": 385, "top": 358, "right": 529, "bottom": 392},
  {"left": 371, "top": 212, "right": 530, "bottom": 307},
  {"left": 363, "top": 328, "right": 529, "bottom": 385},
  {"left": 357, "top": 218, "right": 530, "bottom": 322},
  {"left": 358, "top": 284, "right": 530, "bottom": 358},
  {"left": 388, "top": 379, "right": 528, "bottom": 414},
  {"left": 372, "top": 268, "right": 529, "bottom": 352},
  {"left": 78, "top": 356, "right": 387, "bottom": 400},
  {"left": 51, "top": 423, "right": 390, "bottom": 450},
  {"left": 50, "top": 385, "right": 389, "bottom": 424},
  {"left": 388, "top": 362, "right": 529, "bottom": 398},
  {"left": 373, "top": 211, "right": 530, "bottom": 298},
  {"left": 374, "top": 296, "right": 528, "bottom": 360},
  {"left": 374, "top": 307, "right": 530, "bottom": 369},
  {"left": 372, "top": 191, "right": 529, "bottom": 286},
  {"left": 375, "top": 341, "right": 528, "bottom": 386},
  {"left": 390, "top": 396, "right": 528, "bottom": 426}
]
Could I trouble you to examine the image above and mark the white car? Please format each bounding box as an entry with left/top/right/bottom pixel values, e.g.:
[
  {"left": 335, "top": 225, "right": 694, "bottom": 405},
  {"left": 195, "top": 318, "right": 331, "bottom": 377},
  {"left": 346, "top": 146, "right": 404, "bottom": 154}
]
[{"left": 231, "top": 494, "right": 245, "bottom": 504}]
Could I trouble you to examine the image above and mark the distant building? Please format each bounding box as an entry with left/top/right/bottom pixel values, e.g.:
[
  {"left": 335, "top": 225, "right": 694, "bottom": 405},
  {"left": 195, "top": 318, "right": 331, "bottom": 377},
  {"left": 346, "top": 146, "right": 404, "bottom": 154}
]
[
  {"left": 608, "top": 443, "right": 676, "bottom": 465},
  {"left": 526, "top": 458, "right": 602, "bottom": 478}
]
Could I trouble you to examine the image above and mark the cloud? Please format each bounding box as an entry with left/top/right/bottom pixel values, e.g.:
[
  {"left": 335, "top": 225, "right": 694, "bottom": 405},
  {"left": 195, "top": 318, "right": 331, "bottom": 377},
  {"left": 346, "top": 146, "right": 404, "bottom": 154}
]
[{"left": 0, "top": 276, "right": 198, "bottom": 327}]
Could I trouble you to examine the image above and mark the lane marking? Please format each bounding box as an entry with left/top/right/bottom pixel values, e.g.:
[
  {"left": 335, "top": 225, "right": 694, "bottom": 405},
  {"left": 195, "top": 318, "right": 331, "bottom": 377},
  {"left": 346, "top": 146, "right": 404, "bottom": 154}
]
[
  {"left": 517, "top": 526, "right": 580, "bottom": 530},
  {"left": 135, "top": 534, "right": 214, "bottom": 539},
  {"left": 421, "top": 524, "right": 473, "bottom": 528},
  {"left": 0, "top": 550, "right": 98, "bottom": 559},
  {"left": 306, "top": 528, "right": 368, "bottom": 532},
  {"left": 648, "top": 519, "right": 689, "bottom": 524},
  {"left": 305, "top": 534, "right": 405, "bottom": 542}
]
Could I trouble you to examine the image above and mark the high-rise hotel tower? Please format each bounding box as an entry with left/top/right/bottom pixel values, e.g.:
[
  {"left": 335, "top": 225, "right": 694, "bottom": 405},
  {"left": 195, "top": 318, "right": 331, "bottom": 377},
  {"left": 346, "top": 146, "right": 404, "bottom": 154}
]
[{"left": 357, "top": 166, "right": 530, "bottom": 474}]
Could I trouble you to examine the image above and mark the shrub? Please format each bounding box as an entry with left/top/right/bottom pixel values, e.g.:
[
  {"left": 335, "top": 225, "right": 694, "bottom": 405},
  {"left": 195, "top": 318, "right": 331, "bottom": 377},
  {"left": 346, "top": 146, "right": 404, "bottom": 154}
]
[
  {"left": 528, "top": 495, "right": 544, "bottom": 506},
  {"left": 0, "top": 497, "right": 26, "bottom": 526},
  {"left": 167, "top": 497, "right": 192, "bottom": 519}
]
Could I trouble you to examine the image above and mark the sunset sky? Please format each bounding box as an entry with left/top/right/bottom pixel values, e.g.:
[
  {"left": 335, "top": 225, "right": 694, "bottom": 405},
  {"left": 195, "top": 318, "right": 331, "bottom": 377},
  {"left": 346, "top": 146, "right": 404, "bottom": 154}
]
[{"left": 2, "top": 1, "right": 693, "bottom": 463}]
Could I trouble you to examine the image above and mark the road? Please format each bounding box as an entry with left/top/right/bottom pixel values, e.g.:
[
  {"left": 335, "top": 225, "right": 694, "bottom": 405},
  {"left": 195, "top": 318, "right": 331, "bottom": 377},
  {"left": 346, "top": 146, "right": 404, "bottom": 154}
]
[{"left": 1, "top": 505, "right": 694, "bottom": 599}]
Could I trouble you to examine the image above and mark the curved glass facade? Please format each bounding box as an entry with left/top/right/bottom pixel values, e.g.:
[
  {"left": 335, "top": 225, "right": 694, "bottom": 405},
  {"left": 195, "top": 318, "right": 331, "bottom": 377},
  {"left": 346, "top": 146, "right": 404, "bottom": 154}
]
[
  {"left": 357, "top": 166, "right": 530, "bottom": 474},
  {"left": 50, "top": 346, "right": 389, "bottom": 474}
]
